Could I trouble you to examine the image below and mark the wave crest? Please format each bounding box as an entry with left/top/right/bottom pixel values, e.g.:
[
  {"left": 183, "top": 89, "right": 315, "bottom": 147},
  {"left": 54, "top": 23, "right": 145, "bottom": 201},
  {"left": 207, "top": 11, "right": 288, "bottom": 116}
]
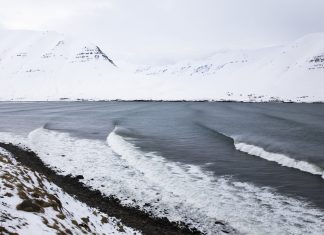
[{"left": 234, "top": 141, "right": 324, "bottom": 178}]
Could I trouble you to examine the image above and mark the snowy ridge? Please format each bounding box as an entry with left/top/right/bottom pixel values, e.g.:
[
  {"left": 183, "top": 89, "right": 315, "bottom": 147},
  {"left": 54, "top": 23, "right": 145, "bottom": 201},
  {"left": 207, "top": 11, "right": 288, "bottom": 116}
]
[
  {"left": 234, "top": 141, "right": 324, "bottom": 179},
  {"left": 0, "top": 29, "right": 324, "bottom": 102},
  {"left": 135, "top": 33, "right": 324, "bottom": 102},
  {"left": 0, "top": 147, "right": 139, "bottom": 235},
  {"left": 1, "top": 127, "right": 324, "bottom": 234},
  {"left": 138, "top": 33, "right": 324, "bottom": 76}
]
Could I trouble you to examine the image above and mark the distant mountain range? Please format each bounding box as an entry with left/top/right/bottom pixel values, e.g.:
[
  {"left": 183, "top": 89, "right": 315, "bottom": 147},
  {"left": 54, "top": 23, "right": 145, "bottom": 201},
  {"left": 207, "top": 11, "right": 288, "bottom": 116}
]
[{"left": 1, "top": 29, "right": 323, "bottom": 102}]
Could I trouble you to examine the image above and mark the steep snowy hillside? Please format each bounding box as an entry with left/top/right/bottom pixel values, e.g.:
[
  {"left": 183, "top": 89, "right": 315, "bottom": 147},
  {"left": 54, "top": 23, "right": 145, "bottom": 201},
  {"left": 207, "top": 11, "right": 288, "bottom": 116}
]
[{"left": 0, "top": 29, "right": 323, "bottom": 102}]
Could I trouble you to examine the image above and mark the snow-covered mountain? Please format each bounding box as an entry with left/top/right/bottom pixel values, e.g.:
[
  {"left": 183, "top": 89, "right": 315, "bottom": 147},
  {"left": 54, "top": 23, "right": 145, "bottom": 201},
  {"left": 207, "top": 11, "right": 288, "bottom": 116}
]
[
  {"left": 0, "top": 29, "right": 324, "bottom": 102},
  {"left": 135, "top": 34, "right": 324, "bottom": 102},
  {"left": 0, "top": 29, "right": 116, "bottom": 69}
]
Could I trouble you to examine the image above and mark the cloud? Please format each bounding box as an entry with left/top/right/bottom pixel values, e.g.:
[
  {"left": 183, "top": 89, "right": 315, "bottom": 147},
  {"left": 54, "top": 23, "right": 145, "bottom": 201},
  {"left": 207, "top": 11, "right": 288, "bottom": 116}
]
[
  {"left": 0, "top": 0, "right": 112, "bottom": 29},
  {"left": 1, "top": 0, "right": 324, "bottom": 64}
]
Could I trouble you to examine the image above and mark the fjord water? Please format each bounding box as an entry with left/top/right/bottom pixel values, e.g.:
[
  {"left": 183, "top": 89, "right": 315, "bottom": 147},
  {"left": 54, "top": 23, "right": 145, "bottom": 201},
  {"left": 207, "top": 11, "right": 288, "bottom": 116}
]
[{"left": 1, "top": 102, "right": 324, "bottom": 234}]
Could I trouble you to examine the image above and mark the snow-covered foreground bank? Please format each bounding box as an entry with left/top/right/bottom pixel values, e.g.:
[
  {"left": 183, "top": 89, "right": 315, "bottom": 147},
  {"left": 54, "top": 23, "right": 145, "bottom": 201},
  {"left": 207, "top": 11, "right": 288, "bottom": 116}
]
[
  {"left": 0, "top": 147, "right": 140, "bottom": 235},
  {"left": 0, "top": 29, "right": 323, "bottom": 102}
]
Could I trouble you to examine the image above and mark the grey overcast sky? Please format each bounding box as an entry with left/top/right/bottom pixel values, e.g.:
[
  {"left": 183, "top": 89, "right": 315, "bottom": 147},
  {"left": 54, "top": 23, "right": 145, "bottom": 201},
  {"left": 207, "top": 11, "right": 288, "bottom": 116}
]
[{"left": 1, "top": 0, "right": 324, "bottom": 64}]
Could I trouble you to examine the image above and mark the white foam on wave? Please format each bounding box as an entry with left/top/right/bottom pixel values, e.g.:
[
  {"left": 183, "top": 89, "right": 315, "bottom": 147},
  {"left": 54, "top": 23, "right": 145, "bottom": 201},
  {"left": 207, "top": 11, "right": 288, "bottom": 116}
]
[
  {"left": 234, "top": 141, "right": 324, "bottom": 179},
  {"left": 0, "top": 131, "right": 29, "bottom": 147},
  {"left": 1, "top": 127, "right": 324, "bottom": 235}
]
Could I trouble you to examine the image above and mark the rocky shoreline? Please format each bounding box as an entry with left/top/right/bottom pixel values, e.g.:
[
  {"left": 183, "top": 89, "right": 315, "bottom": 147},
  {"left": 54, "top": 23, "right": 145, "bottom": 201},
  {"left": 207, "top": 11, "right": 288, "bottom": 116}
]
[{"left": 0, "top": 142, "right": 201, "bottom": 235}]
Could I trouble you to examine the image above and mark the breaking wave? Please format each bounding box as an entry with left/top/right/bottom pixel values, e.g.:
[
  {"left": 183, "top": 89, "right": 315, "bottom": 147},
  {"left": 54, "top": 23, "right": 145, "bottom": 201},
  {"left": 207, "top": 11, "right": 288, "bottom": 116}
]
[
  {"left": 1, "top": 127, "right": 324, "bottom": 234},
  {"left": 234, "top": 141, "right": 324, "bottom": 179},
  {"left": 197, "top": 122, "right": 324, "bottom": 179}
]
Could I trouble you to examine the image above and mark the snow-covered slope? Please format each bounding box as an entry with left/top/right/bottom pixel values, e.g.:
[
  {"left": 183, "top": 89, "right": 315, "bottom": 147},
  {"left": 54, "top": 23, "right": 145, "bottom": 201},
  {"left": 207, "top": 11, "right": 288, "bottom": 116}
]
[
  {"left": 0, "top": 29, "right": 324, "bottom": 102},
  {"left": 136, "top": 33, "right": 324, "bottom": 102},
  {"left": 0, "top": 147, "right": 139, "bottom": 234}
]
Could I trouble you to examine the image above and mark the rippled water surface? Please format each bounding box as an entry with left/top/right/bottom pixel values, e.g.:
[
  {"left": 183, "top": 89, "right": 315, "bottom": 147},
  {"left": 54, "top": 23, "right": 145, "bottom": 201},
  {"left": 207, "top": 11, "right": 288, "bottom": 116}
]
[{"left": 1, "top": 101, "right": 324, "bottom": 234}]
